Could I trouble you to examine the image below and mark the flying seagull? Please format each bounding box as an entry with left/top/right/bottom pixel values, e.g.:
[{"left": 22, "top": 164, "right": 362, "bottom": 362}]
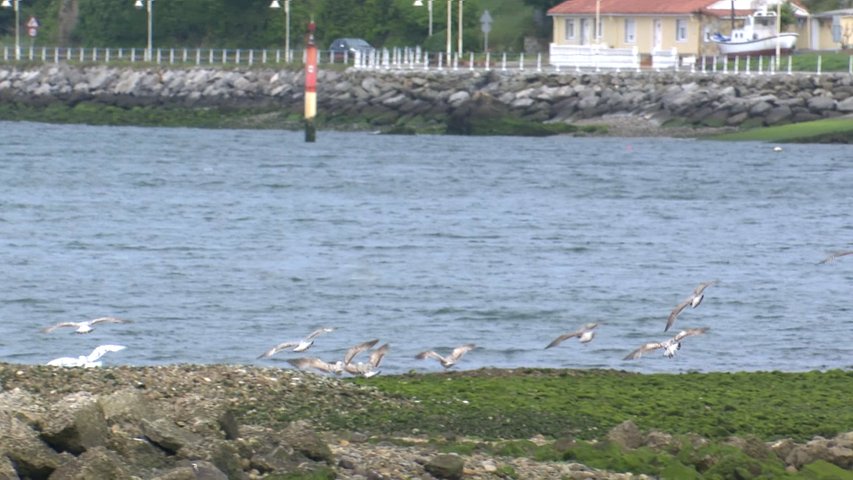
[
  {"left": 819, "top": 250, "right": 853, "bottom": 265},
  {"left": 41, "top": 317, "right": 130, "bottom": 334},
  {"left": 665, "top": 280, "right": 718, "bottom": 332},
  {"left": 344, "top": 342, "right": 390, "bottom": 378},
  {"left": 545, "top": 322, "right": 598, "bottom": 349},
  {"left": 257, "top": 327, "right": 335, "bottom": 359},
  {"left": 286, "top": 357, "right": 344, "bottom": 375},
  {"left": 286, "top": 339, "right": 381, "bottom": 376},
  {"left": 415, "top": 343, "right": 475, "bottom": 369},
  {"left": 47, "top": 344, "right": 127, "bottom": 368},
  {"left": 624, "top": 327, "right": 709, "bottom": 360}
]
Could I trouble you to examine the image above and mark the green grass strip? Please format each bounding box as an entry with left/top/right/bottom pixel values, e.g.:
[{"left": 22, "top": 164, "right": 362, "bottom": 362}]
[
  {"left": 335, "top": 369, "right": 853, "bottom": 442},
  {"left": 713, "top": 118, "right": 853, "bottom": 143}
]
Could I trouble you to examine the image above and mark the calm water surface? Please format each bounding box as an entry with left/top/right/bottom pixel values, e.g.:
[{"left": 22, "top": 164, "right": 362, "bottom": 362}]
[{"left": 1, "top": 121, "right": 851, "bottom": 374}]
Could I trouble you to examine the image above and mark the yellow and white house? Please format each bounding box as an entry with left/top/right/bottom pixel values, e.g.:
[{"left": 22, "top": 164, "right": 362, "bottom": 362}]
[
  {"left": 547, "top": 0, "right": 812, "bottom": 61},
  {"left": 809, "top": 9, "right": 853, "bottom": 50}
]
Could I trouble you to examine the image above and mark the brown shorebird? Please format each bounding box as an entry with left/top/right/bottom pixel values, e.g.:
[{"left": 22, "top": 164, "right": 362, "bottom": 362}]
[
  {"left": 257, "top": 327, "right": 336, "bottom": 359},
  {"left": 41, "top": 316, "right": 130, "bottom": 334},
  {"left": 624, "top": 327, "right": 710, "bottom": 360},
  {"left": 415, "top": 343, "right": 475, "bottom": 369},
  {"left": 666, "top": 280, "right": 718, "bottom": 332},
  {"left": 344, "top": 342, "right": 390, "bottom": 378},
  {"left": 819, "top": 250, "right": 853, "bottom": 265},
  {"left": 287, "top": 339, "right": 381, "bottom": 376},
  {"left": 545, "top": 322, "right": 598, "bottom": 349}
]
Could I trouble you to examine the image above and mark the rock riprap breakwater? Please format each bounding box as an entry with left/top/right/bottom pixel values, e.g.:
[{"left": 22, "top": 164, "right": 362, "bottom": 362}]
[{"left": 1, "top": 64, "right": 852, "bottom": 130}]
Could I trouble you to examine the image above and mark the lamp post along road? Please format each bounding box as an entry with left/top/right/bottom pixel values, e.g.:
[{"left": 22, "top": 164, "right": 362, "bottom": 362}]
[
  {"left": 595, "top": 0, "right": 600, "bottom": 43},
  {"left": 269, "top": 0, "right": 290, "bottom": 62},
  {"left": 446, "top": 0, "right": 452, "bottom": 59},
  {"left": 1, "top": 0, "right": 20, "bottom": 60},
  {"left": 457, "top": 0, "right": 463, "bottom": 55},
  {"left": 775, "top": 0, "right": 781, "bottom": 68},
  {"left": 133, "top": 0, "right": 153, "bottom": 61}
]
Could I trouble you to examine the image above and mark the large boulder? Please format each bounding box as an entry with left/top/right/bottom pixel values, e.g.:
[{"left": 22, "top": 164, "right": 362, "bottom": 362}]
[
  {"left": 424, "top": 454, "right": 465, "bottom": 480},
  {"left": 607, "top": 420, "right": 644, "bottom": 450},
  {"left": 40, "top": 392, "right": 110, "bottom": 455},
  {"left": 0, "top": 414, "right": 65, "bottom": 479},
  {"left": 47, "top": 446, "right": 130, "bottom": 480}
]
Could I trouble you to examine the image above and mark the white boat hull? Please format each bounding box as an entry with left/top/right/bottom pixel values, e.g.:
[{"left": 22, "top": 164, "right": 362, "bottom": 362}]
[{"left": 714, "top": 33, "right": 798, "bottom": 56}]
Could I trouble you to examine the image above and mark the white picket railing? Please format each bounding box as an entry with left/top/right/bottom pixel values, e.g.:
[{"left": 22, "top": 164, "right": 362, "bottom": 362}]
[
  {"left": 2, "top": 45, "right": 850, "bottom": 76},
  {"left": 548, "top": 43, "right": 640, "bottom": 71}
]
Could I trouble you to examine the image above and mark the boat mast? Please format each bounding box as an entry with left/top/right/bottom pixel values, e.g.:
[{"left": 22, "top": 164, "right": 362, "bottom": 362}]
[{"left": 730, "top": 0, "right": 735, "bottom": 32}]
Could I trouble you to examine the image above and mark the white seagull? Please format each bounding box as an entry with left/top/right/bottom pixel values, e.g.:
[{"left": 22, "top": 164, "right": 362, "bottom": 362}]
[
  {"left": 257, "top": 327, "right": 336, "bottom": 359},
  {"left": 545, "top": 322, "right": 598, "bottom": 349},
  {"left": 41, "top": 316, "right": 130, "bottom": 334},
  {"left": 624, "top": 327, "right": 709, "bottom": 360},
  {"left": 286, "top": 339, "right": 380, "bottom": 376},
  {"left": 819, "top": 250, "right": 853, "bottom": 265},
  {"left": 47, "top": 345, "right": 127, "bottom": 368},
  {"left": 665, "top": 280, "right": 718, "bottom": 332},
  {"left": 415, "top": 343, "right": 475, "bottom": 369}
]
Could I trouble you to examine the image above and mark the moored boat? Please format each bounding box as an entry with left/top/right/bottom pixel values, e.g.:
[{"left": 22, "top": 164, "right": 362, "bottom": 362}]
[{"left": 711, "top": 9, "right": 798, "bottom": 56}]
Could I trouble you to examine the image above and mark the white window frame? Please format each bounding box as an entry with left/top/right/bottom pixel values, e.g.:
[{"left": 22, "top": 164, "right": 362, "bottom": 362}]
[
  {"left": 676, "top": 18, "right": 688, "bottom": 42},
  {"left": 624, "top": 18, "right": 636, "bottom": 43},
  {"left": 565, "top": 18, "right": 575, "bottom": 40}
]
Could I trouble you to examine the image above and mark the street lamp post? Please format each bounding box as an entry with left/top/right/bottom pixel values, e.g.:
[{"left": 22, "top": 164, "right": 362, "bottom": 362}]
[
  {"left": 1, "top": 0, "right": 20, "bottom": 60},
  {"left": 457, "top": 0, "right": 463, "bottom": 55},
  {"left": 133, "top": 0, "right": 153, "bottom": 61},
  {"left": 269, "top": 0, "right": 290, "bottom": 62},
  {"left": 595, "top": 0, "right": 600, "bottom": 43},
  {"left": 446, "top": 0, "right": 452, "bottom": 59},
  {"left": 414, "top": 0, "right": 433, "bottom": 37}
]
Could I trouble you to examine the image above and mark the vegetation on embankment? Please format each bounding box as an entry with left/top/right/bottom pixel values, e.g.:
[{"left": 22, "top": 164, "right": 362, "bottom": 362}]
[
  {"left": 324, "top": 369, "right": 853, "bottom": 442},
  {"left": 712, "top": 117, "right": 853, "bottom": 143},
  {"left": 2, "top": 364, "right": 852, "bottom": 479},
  {"left": 0, "top": 99, "right": 591, "bottom": 136}
]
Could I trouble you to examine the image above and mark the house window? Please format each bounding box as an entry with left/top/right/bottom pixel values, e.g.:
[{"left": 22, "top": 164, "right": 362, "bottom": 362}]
[
  {"left": 596, "top": 18, "right": 603, "bottom": 41},
  {"left": 565, "top": 18, "right": 575, "bottom": 40},
  {"left": 676, "top": 18, "right": 688, "bottom": 42},
  {"left": 624, "top": 18, "right": 636, "bottom": 43}
]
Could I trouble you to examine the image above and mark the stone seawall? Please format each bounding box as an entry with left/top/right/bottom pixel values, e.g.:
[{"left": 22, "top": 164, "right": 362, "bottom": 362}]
[{"left": 1, "top": 64, "right": 853, "bottom": 129}]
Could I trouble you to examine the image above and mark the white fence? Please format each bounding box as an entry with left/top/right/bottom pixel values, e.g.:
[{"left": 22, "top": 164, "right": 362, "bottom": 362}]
[
  {"left": 549, "top": 43, "right": 640, "bottom": 71},
  {"left": 0, "top": 46, "right": 360, "bottom": 67},
  {"left": 2, "top": 45, "right": 851, "bottom": 76},
  {"left": 651, "top": 47, "right": 679, "bottom": 70}
]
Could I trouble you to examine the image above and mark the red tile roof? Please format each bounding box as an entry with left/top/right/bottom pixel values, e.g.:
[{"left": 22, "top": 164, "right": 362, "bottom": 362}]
[
  {"left": 548, "top": 0, "right": 808, "bottom": 17},
  {"left": 548, "top": 0, "right": 717, "bottom": 16}
]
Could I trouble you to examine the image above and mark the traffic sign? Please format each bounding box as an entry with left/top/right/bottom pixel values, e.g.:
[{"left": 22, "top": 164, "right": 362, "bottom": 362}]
[
  {"left": 27, "top": 16, "right": 40, "bottom": 28},
  {"left": 480, "top": 10, "right": 492, "bottom": 33}
]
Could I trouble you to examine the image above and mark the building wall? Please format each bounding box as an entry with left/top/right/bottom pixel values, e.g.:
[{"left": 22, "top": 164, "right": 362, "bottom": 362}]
[{"left": 552, "top": 14, "right": 710, "bottom": 56}]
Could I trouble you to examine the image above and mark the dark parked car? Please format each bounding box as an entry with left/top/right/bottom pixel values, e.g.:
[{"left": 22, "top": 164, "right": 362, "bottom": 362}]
[{"left": 329, "top": 38, "right": 374, "bottom": 60}]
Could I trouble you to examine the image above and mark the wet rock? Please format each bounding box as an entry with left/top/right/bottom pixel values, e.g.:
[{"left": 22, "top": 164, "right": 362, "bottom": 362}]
[
  {"left": 41, "top": 392, "right": 110, "bottom": 455},
  {"left": 142, "top": 418, "right": 203, "bottom": 455},
  {"left": 0, "top": 413, "right": 64, "bottom": 479},
  {"left": 607, "top": 420, "right": 644, "bottom": 450},
  {"left": 424, "top": 453, "right": 465, "bottom": 480},
  {"left": 47, "top": 446, "right": 130, "bottom": 480},
  {"left": 99, "top": 388, "right": 157, "bottom": 424},
  {"left": 0, "top": 455, "right": 20, "bottom": 480},
  {"left": 644, "top": 431, "right": 674, "bottom": 451},
  {"left": 217, "top": 410, "right": 240, "bottom": 441}
]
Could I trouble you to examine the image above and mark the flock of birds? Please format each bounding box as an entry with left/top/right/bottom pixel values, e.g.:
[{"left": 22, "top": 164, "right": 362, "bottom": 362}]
[{"left": 38, "top": 250, "right": 853, "bottom": 375}]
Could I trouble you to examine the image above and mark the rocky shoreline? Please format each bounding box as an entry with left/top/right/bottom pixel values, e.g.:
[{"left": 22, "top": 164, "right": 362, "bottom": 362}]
[
  {"left": 1, "top": 65, "right": 852, "bottom": 136},
  {"left": 1, "top": 364, "right": 851, "bottom": 479}
]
